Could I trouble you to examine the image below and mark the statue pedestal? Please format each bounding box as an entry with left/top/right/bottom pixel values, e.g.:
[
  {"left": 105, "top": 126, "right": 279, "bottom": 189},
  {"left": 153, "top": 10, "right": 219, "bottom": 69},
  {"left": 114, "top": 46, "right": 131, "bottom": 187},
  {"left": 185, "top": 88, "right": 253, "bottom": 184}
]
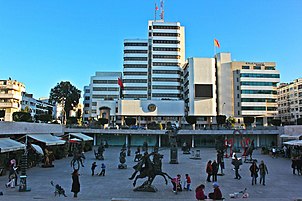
[
  {"left": 118, "top": 164, "right": 127, "bottom": 169},
  {"left": 133, "top": 184, "right": 157, "bottom": 192},
  {"left": 170, "top": 147, "right": 178, "bottom": 164}
]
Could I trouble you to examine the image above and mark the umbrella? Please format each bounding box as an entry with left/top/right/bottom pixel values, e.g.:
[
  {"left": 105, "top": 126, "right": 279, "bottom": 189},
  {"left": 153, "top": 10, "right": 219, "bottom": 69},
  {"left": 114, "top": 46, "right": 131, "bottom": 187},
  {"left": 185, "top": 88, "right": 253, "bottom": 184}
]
[{"left": 31, "top": 144, "right": 44, "bottom": 155}]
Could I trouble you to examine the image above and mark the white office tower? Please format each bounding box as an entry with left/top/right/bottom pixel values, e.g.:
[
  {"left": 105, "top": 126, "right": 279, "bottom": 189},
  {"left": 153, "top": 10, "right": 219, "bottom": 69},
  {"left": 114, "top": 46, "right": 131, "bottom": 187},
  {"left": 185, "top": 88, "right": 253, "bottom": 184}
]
[
  {"left": 88, "top": 72, "right": 122, "bottom": 121},
  {"left": 148, "top": 20, "right": 185, "bottom": 100},
  {"left": 123, "top": 39, "right": 148, "bottom": 99}
]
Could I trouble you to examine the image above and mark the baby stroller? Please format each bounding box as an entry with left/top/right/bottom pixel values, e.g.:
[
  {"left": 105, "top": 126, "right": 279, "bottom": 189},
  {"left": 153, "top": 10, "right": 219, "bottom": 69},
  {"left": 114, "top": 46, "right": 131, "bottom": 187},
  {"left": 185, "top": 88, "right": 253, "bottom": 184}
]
[{"left": 51, "top": 181, "right": 67, "bottom": 197}]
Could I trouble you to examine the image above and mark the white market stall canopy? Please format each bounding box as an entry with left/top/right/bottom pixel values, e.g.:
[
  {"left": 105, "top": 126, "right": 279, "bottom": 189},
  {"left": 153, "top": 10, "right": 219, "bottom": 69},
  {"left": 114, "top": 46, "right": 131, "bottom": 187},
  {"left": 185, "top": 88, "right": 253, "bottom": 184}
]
[
  {"left": 31, "top": 144, "right": 44, "bottom": 155},
  {"left": 69, "top": 133, "right": 93, "bottom": 141},
  {"left": 0, "top": 138, "right": 25, "bottom": 153},
  {"left": 283, "top": 140, "right": 302, "bottom": 146},
  {"left": 27, "top": 134, "right": 66, "bottom": 146},
  {"left": 280, "top": 134, "right": 302, "bottom": 140}
]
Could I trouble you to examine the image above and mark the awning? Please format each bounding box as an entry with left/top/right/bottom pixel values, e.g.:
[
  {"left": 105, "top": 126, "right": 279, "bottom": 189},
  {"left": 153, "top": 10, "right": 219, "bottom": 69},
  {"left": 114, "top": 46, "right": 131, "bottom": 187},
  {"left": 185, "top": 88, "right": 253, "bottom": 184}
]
[
  {"left": 283, "top": 140, "right": 302, "bottom": 146},
  {"left": 31, "top": 144, "right": 44, "bottom": 155},
  {"left": 280, "top": 134, "right": 302, "bottom": 140},
  {"left": 0, "top": 138, "right": 25, "bottom": 153},
  {"left": 69, "top": 138, "right": 82, "bottom": 143},
  {"left": 69, "top": 133, "right": 93, "bottom": 141},
  {"left": 27, "top": 134, "right": 66, "bottom": 146}
]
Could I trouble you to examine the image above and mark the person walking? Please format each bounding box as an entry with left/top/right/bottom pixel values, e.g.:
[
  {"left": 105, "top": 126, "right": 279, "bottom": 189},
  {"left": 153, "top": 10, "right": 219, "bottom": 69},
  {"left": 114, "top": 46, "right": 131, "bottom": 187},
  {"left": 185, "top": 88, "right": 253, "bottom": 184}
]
[
  {"left": 5, "top": 174, "right": 16, "bottom": 188},
  {"left": 292, "top": 157, "right": 297, "bottom": 175},
  {"left": 297, "top": 157, "right": 302, "bottom": 175},
  {"left": 211, "top": 160, "right": 218, "bottom": 182},
  {"left": 259, "top": 160, "right": 268, "bottom": 186},
  {"left": 195, "top": 184, "right": 207, "bottom": 200},
  {"left": 71, "top": 169, "right": 80, "bottom": 198},
  {"left": 184, "top": 174, "right": 192, "bottom": 191},
  {"left": 98, "top": 163, "right": 106, "bottom": 176},
  {"left": 206, "top": 160, "right": 212, "bottom": 182},
  {"left": 249, "top": 161, "right": 259, "bottom": 185},
  {"left": 91, "top": 162, "right": 97, "bottom": 176},
  {"left": 233, "top": 155, "right": 242, "bottom": 180}
]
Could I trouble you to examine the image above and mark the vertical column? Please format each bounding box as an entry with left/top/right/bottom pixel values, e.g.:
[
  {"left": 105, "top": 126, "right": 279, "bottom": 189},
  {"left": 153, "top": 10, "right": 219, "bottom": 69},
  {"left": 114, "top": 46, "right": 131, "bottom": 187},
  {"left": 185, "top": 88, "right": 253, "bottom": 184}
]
[
  {"left": 257, "top": 135, "right": 260, "bottom": 148},
  {"left": 158, "top": 135, "right": 161, "bottom": 148},
  {"left": 191, "top": 135, "right": 195, "bottom": 148},
  {"left": 94, "top": 134, "right": 96, "bottom": 146},
  {"left": 125, "top": 135, "right": 129, "bottom": 147}
]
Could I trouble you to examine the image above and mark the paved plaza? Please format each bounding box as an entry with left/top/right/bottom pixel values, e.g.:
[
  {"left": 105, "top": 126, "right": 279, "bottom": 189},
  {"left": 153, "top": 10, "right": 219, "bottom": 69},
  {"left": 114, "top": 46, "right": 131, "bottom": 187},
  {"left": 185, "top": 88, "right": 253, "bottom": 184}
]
[{"left": 0, "top": 147, "right": 302, "bottom": 201}]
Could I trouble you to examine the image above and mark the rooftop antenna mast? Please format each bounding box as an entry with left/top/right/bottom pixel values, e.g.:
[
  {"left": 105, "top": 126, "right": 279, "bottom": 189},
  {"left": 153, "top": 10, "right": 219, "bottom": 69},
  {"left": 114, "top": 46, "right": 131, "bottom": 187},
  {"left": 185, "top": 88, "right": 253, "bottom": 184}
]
[
  {"left": 160, "top": 0, "right": 164, "bottom": 21},
  {"left": 155, "top": 2, "right": 159, "bottom": 21}
]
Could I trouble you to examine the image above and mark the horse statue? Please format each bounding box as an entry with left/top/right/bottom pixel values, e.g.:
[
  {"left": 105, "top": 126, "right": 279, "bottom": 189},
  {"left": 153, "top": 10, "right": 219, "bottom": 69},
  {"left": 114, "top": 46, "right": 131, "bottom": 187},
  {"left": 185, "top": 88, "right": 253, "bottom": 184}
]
[
  {"left": 94, "top": 144, "right": 105, "bottom": 160},
  {"left": 129, "top": 151, "right": 172, "bottom": 192},
  {"left": 71, "top": 149, "right": 85, "bottom": 170}
]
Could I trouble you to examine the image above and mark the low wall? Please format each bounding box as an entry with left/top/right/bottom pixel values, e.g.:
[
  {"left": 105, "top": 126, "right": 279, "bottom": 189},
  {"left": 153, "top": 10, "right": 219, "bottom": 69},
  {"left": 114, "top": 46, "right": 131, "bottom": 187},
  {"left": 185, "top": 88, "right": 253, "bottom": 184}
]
[{"left": 0, "top": 122, "right": 63, "bottom": 135}]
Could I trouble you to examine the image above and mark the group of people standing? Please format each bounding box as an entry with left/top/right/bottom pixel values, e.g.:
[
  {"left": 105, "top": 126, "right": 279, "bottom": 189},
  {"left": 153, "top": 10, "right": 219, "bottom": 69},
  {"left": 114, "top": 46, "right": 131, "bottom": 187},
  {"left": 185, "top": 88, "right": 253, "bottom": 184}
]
[
  {"left": 206, "top": 160, "right": 219, "bottom": 182},
  {"left": 291, "top": 157, "right": 302, "bottom": 175}
]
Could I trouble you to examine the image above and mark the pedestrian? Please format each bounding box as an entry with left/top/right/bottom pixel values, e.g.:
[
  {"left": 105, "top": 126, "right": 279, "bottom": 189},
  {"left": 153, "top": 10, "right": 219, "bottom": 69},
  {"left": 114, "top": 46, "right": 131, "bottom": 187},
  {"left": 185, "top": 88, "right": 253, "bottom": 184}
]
[
  {"left": 206, "top": 160, "right": 212, "bottom": 182},
  {"left": 184, "top": 173, "right": 192, "bottom": 191},
  {"left": 259, "top": 160, "right": 268, "bottom": 186},
  {"left": 8, "top": 159, "right": 18, "bottom": 186},
  {"left": 292, "top": 157, "right": 297, "bottom": 175},
  {"left": 99, "top": 163, "right": 106, "bottom": 176},
  {"left": 297, "top": 157, "right": 302, "bottom": 175},
  {"left": 91, "top": 162, "right": 97, "bottom": 176},
  {"left": 232, "top": 155, "right": 242, "bottom": 180},
  {"left": 208, "top": 182, "right": 222, "bottom": 200},
  {"left": 171, "top": 174, "right": 182, "bottom": 193},
  {"left": 71, "top": 169, "right": 80, "bottom": 198},
  {"left": 272, "top": 147, "right": 277, "bottom": 158},
  {"left": 249, "top": 161, "right": 259, "bottom": 185},
  {"left": 283, "top": 145, "right": 287, "bottom": 158},
  {"left": 5, "top": 174, "right": 16, "bottom": 188},
  {"left": 195, "top": 184, "right": 207, "bottom": 200},
  {"left": 212, "top": 160, "right": 218, "bottom": 182}
]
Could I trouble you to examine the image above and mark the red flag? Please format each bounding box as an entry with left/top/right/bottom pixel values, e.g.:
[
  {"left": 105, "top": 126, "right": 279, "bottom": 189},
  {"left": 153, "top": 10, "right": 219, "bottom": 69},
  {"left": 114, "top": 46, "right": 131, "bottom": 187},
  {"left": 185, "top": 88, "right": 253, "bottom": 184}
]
[
  {"left": 155, "top": 4, "right": 159, "bottom": 11},
  {"left": 118, "top": 78, "right": 124, "bottom": 89},
  {"left": 214, "top": 39, "right": 220, "bottom": 48}
]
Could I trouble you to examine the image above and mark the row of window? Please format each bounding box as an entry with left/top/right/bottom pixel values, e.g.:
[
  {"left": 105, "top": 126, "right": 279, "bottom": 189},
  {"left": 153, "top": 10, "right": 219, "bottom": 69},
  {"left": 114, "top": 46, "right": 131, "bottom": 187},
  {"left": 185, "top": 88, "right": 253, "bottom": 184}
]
[
  {"left": 153, "top": 40, "right": 180, "bottom": 44},
  {"left": 124, "top": 50, "right": 148, "bottom": 54},
  {"left": 123, "top": 79, "right": 147, "bottom": 83},
  {"left": 124, "top": 87, "right": 147, "bottom": 90},
  {"left": 153, "top": 62, "right": 180, "bottom": 66},
  {"left": 240, "top": 73, "right": 280, "bottom": 78},
  {"left": 240, "top": 82, "right": 277, "bottom": 86},
  {"left": 92, "top": 87, "right": 119, "bottom": 91},
  {"left": 93, "top": 80, "right": 117, "bottom": 84},
  {"left": 153, "top": 70, "right": 181, "bottom": 74},
  {"left": 150, "top": 32, "right": 180, "bottom": 37},
  {"left": 91, "top": 95, "right": 119, "bottom": 99},
  {"left": 124, "top": 43, "right": 147, "bottom": 46},
  {"left": 241, "top": 106, "right": 277, "bottom": 111},
  {"left": 152, "top": 93, "right": 181, "bottom": 97},
  {"left": 242, "top": 66, "right": 276, "bottom": 70},
  {"left": 152, "top": 78, "right": 181, "bottom": 82},
  {"left": 153, "top": 55, "right": 180, "bottom": 59},
  {"left": 152, "top": 86, "right": 181, "bottom": 90},
  {"left": 241, "top": 90, "right": 278, "bottom": 94},
  {"left": 123, "top": 64, "right": 147, "bottom": 68},
  {"left": 123, "top": 72, "right": 147, "bottom": 76},
  {"left": 124, "top": 57, "right": 147, "bottom": 61},
  {"left": 152, "top": 25, "right": 180, "bottom": 30},
  {"left": 153, "top": 47, "right": 180, "bottom": 51},
  {"left": 241, "top": 98, "right": 276, "bottom": 102},
  {"left": 123, "top": 94, "right": 147, "bottom": 98}
]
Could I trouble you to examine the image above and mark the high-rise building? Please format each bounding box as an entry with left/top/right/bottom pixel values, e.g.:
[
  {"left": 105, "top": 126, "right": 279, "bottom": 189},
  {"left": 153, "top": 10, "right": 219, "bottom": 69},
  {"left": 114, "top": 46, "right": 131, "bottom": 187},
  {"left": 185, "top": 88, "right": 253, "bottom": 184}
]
[
  {"left": 0, "top": 79, "right": 25, "bottom": 121},
  {"left": 277, "top": 78, "right": 302, "bottom": 124}
]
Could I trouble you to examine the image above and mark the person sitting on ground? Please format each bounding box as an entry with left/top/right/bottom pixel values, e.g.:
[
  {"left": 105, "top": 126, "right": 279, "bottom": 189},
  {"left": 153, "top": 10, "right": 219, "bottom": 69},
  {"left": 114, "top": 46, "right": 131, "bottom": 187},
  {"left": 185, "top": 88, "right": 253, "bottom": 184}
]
[
  {"left": 195, "top": 184, "right": 207, "bottom": 200},
  {"left": 208, "top": 182, "right": 222, "bottom": 200}
]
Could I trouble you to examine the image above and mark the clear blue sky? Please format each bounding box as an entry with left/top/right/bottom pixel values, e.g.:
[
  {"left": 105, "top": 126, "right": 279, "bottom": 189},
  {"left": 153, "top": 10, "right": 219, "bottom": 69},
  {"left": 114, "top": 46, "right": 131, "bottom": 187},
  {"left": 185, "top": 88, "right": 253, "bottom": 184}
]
[{"left": 1, "top": 0, "right": 301, "bottom": 99}]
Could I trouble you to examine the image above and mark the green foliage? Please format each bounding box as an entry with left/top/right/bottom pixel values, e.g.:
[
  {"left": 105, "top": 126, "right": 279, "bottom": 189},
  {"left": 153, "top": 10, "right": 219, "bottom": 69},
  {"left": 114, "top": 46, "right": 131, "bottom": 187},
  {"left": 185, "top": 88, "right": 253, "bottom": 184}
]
[
  {"left": 271, "top": 119, "right": 282, "bottom": 126},
  {"left": 49, "top": 81, "right": 81, "bottom": 120},
  {"left": 217, "top": 115, "right": 227, "bottom": 125},
  {"left": 185, "top": 116, "right": 197, "bottom": 125},
  {"left": 243, "top": 117, "right": 255, "bottom": 125},
  {"left": 297, "top": 118, "right": 302, "bottom": 125},
  {"left": 147, "top": 122, "right": 161, "bottom": 130},
  {"left": 35, "top": 114, "right": 52, "bottom": 123},
  {"left": 125, "top": 117, "right": 136, "bottom": 126},
  {"left": 0, "top": 110, "right": 5, "bottom": 118},
  {"left": 227, "top": 116, "right": 236, "bottom": 124},
  {"left": 13, "top": 112, "right": 32, "bottom": 122},
  {"left": 98, "top": 118, "right": 109, "bottom": 126},
  {"left": 67, "top": 117, "right": 78, "bottom": 125}
]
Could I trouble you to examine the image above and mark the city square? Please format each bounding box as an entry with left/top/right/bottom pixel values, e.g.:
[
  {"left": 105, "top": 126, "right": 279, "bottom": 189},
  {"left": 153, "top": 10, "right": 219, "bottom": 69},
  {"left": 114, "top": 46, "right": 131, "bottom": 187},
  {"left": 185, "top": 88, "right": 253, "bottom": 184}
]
[{"left": 1, "top": 146, "right": 302, "bottom": 201}]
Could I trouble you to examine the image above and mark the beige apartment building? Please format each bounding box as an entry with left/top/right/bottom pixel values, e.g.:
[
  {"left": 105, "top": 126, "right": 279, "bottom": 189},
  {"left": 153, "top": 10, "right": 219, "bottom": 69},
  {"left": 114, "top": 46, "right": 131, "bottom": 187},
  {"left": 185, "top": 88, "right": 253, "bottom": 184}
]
[
  {"left": 277, "top": 78, "right": 302, "bottom": 124},
  {"left": 0, "top": 79, "right": 25, "bottom": 121}
]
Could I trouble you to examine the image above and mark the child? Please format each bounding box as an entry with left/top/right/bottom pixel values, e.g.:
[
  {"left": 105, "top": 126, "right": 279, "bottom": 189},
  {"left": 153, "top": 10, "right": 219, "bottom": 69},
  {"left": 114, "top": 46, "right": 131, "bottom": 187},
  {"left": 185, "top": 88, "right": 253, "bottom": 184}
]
[
  {"left": 195, "top": 184, "right": 207, "bottom": 200},
  {"left": 99, "top": 163, "right": 106, "bottom": 176},
  {"left": 184, "top": 174, "right": 192, "bottom": 191},
  {"left": 91, "top": 162, "right": 97, "bottom": 176},
  {"left": 171, "top": 174, "right": 182, "bottom": 193}
]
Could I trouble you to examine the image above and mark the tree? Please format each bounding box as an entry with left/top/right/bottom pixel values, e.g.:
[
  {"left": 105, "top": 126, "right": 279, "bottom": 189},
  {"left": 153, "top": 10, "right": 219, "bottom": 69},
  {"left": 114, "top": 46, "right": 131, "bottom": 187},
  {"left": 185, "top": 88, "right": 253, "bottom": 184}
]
[
  {"left": 125, "top": 117, "right": 136, "bottom": 127},
  {"left": 13, "top": 112, "right": 32, "bottom": 122},
  {"left": 35, "top": 114, "right": 52, "bottom": 123},
  {"left": 0, "top": 110, "right": 5, "bottom": 118},
  {"left": 49, "top": 81, "right": 81, "bottom": 123},
  {"left": 67, "top": 117, "right": 78, "bottom": 125},
  {"left": 216, "top": 115, "right": 226, "bottom": 129},
  {"left": 185, "top": 116, "right": 197, "bottom": 125},
  {"left": 243, "top": 117, "right": 255, "bottom": 127},
  {"left": 98, "top": 118, "right": 109, "bottom": 127}
]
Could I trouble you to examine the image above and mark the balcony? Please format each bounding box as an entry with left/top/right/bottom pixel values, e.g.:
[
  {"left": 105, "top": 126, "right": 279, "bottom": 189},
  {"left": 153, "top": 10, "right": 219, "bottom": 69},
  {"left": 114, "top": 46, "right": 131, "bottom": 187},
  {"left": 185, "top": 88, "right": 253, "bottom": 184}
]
[{"left": 0, "top": 102, "right": 19, "bottom": 108}]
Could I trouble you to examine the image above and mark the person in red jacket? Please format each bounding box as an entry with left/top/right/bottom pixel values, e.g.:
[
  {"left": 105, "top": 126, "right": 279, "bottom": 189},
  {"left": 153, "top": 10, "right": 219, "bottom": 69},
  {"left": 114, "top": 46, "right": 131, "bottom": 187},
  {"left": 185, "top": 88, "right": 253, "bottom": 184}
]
[
  {"left": 195, "top": 184, "right": 207, "bottom": 200},
  {"left": 184, "top": 174, "right": 192, "bottom": 191},
  {"left": 208, "top": 182, "right": 222, "bottom": 200}
]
